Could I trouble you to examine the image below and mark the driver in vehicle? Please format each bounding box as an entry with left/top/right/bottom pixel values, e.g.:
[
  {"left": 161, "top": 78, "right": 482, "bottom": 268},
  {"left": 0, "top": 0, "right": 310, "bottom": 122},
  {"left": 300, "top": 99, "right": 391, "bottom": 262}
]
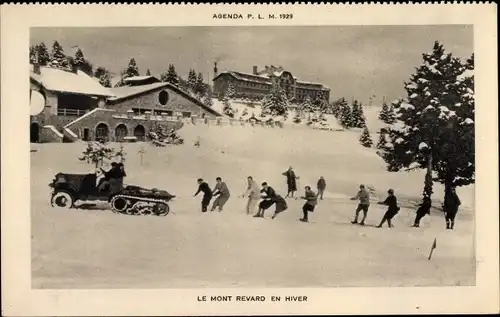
[{"left": 98, "top": 162, "right": 119, "bottom": 192}]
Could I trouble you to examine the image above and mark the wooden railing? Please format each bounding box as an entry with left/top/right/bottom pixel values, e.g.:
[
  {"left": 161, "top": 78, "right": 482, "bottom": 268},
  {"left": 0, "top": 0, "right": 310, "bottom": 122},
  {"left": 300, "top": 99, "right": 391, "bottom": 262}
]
[{"left": 57, "top": 108, "right": 88, "bottom": 117}]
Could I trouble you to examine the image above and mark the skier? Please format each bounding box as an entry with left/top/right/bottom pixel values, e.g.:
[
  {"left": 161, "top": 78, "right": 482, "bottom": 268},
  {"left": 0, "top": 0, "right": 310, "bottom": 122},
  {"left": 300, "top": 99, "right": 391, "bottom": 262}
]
[
  {"left": 412, "top": 196, "right": 432, "bottom": 228},
  {"left": 349, "top": 184, "right": 370, "bottom": 226},
  {"left": 316, "top": 176, "right": 326, "bottom": 200},
  {"left": 193, "top": 178, "right": 213, "bottom": 213},
  {"left": 241, "top": 176, "right": 261, "bottom": 215},
  {"left": 210, "top": 177, "right": 230, "bottom": 212},
  {"left": 376, "top": 189, "right": 400, "bottom": 228},
  {"left": 299, "top": 186, "right": 318, "bottom": 223},
  {"left": 282, "top": 166, "right": 299, "bottom": 198},
  {"left": 443, "top": 186, "right": 461, "bottom": 230},
  {"left": 254, "top": 182, "right": 288, "bottom": 219}
]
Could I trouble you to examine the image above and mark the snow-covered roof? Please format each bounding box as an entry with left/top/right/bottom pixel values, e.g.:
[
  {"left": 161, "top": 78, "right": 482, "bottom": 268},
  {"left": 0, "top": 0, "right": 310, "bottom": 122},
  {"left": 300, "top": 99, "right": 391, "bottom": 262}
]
[
  {"left": 30, "top": 65, "right": 114, "bottom": 97},
  {"left": 108, "top": 82, "right": 168, "bottom": 101},
  {"left": 123, "top": 76, "right": 160, "bottom": 83}
]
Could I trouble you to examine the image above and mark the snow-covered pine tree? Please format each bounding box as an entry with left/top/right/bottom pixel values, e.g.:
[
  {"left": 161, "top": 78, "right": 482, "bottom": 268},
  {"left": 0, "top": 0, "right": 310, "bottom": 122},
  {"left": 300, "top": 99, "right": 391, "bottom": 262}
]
[
  {"left": 376, "top": 128, "right": 388, "bottom": 149},
  {"left": 261, "top": 84, "right": 289, "bottom": 119},
  {"left": 72, "top": 48, "right": 93, "bottom": 76},
  {"left": 338, "top": 102, "right": 353, "bottom": 128},
  {"left": 146, "top": 69, "right": 151, "bottom": 76},
  {"left": 35, "top": 42, "right": 50, "bottom": 66},
  {"left": 162, "top": 64, "right": 179, "bottom": 85},
  {"left": 377, "top": 41, "right": 474, "bottom": 200},
  {"left": 293, "top": 109, "right": 302, "bottom": 124},
  {"left": 351, "top": 100, "right": 367, "bottom": 128},
  {"left": 378, "top": 102, "right": 390, "bottom": 122},
  {"left": 226, "top": 82, "right": 236, "bottom": 99},
  {"left": 124, "top": 58, "right": 140, "bottom": 77},
  {"left": 202, "top": 92, "right": 214, "bottom": 108},
  {"left": 194, "top": 72, "right": 206, "bottom": 96},
  {"left": 222, "top": 86, "right": 235, "bottom": 118},
  {"left": 99, "top": 72, "right": 112, "bottom": 88},
  {"left": 359, "top": 127, "right": 373, "bottom": 148},
  {"left": 187, "top": 69, "right": 198, "bottom": 93},
  {"left": 29, "top": 46, "right": 37, "bottom": 64},
  {"left": 49, "top": 41, "right": 68, "bottom": 69}
]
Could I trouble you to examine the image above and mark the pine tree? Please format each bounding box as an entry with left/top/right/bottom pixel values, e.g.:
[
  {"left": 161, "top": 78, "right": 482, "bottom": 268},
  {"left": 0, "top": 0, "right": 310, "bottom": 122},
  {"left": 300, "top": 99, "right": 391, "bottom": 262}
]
[
  {"left": 226, "top": 82, "right": 236, "bottom": 99},
  {"left": 222, "top": 86, "right": 235, "bottom": 118},
  {"left": 351, "top": 100, "right": 367, "bottom": 128},
  {"left": 99, "top": 72, "right": 112, "bottom": 88},
  {"left": 146, "top": 69, "right": 151, "bottom": 76},
  {"left": 72, "top": 48, "right": 93, "bottom": 76},
  {"left": 293, "top": 109, "right": 302, "bottom": 124},
  {"left": 376, "top": 128, "right": 388, "bottom": 149},
  {"left": 379, "top": 101, "right": 397, "bottom": 124},
  {"left": 339, "top": 102, "right": 353, "bottom": 128},
  {"left": 187, "top": 69, "right": 198, "bottom": 93},
  {"left": 194, "top": 72, "right": 205, "bottom": 95},
  {"left": 35, "top": 42, "right": 50, "bottom": 66},
  {"left": 202, "top": 92, "right": 213, "bottom": 108},
  {"left": 162, "top": 64, "right": 179, "bottom": 85},
  {"left": 29, "top": 45, "right": 37, "bottom": 64},
  {"left": 124, "top": 58, "right": 140, "bottom": 77},
  {"left": 261, "top": 84, "right": 289, "bottom": 119},
  {"left": 359, "top": 127, "right": 373, "bottom": 147},
  {"left": 49, "top": 41, "right": 68, "bottom": 68},
  {"left": 377, "top": 41, "right": 475, "bottom": 200},
  {"left": 298, "top": 96, "right": 314, "bottom": 124}
]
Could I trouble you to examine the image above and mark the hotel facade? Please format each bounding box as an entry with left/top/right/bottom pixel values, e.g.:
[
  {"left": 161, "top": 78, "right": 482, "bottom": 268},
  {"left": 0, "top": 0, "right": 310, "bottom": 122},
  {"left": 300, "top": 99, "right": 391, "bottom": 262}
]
[{"left": 212, "top": 64, "right": 330, "bottom": 102}]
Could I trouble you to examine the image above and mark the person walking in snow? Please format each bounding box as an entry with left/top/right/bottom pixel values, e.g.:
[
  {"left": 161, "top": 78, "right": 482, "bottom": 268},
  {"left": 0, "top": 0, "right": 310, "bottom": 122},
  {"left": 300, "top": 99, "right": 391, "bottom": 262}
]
[
  {"left": 412, "top": 196, "right": 432, "bottom": 228},
  {"left": 376, "top": 189, "right": 400, "bottom": 228},
  {"left": 282, "top": 166, "right": 299, "bottom": 198},
  {"left": 299, "top": 186, "right": 318, "bottom": 223},
  {"left": 240, "top": 176, "right": 261, "bottom": 215},
  {"left": 443, "top": 186, "right": 461, "bottom": 230},
  {"left": 350, "top": 184, "right": 371, "bottom": 226},
  {"left": 254, "top": 182, "right": 288, "bottom": 219},
  {"left": 193, "top": 178, "right": 213, "bottom": 213},
  {"left": 317, "top": 176, "right": 326, "bottom": 200},
  {"left": 210, "top": 177, "right": 231, "bottom": 212}
]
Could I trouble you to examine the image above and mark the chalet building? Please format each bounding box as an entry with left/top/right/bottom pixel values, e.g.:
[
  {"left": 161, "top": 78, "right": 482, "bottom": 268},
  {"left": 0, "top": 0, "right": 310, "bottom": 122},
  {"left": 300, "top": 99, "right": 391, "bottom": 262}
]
[
  {"left": 212, "top": 64, "right": 331, "bottom": 102},
  {"left": 30, "top": 64, "right": 114, "bottom": 143},
  {"left": 30, "top": 64, "right": 222, "bottom": 143}
]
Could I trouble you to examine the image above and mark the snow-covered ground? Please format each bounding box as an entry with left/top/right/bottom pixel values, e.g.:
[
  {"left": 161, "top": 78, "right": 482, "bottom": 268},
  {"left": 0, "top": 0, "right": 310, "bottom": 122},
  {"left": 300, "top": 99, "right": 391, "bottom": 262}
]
[{"left": 31, "top": 108, "right": 475, "bottom": 288}]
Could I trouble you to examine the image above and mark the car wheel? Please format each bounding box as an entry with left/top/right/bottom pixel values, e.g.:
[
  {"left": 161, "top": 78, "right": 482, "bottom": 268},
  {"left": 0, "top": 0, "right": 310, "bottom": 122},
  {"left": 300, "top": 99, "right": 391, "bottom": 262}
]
[{"left": 51, "top": 190, "right": 75, "bottom": 208}]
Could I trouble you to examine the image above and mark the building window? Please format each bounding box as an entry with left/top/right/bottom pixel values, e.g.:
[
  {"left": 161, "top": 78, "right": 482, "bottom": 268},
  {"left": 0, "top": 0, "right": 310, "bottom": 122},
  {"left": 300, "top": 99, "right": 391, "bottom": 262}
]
[
  {"left": 158, "top": 90, "right": 169, "bottom": 105},
  {"left": 182, "top": 112, "right": 191, "bottom": 118}
]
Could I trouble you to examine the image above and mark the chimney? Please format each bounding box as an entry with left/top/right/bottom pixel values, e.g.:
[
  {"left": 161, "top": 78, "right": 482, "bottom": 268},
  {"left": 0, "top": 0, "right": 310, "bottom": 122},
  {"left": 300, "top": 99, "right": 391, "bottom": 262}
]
[
  {"left": 253, "top": 65, "right": 258, "bottom": 75},
  {"left": 214, "top": 62, "right": 218, "bottom": 77}
]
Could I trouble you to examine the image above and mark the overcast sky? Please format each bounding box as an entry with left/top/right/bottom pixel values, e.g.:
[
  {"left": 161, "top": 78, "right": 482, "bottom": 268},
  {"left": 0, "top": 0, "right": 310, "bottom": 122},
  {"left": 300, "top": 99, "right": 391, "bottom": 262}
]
[{"left": 30, "top": 26, "right": 473, "bottom": 104}]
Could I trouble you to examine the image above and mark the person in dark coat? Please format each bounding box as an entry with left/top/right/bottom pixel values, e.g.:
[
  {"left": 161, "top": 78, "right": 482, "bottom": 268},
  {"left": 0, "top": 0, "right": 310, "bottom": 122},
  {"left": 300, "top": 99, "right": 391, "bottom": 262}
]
[
  {"left": 376, "top": 189, "right": 400, "bottom": 228},
  {"left": 254, "top": 182, "right": 288, "bottom": 219},
  {"left": 443, "top": 187, "right": 461, "bottom": 230},
  {"left": 210, "top": 177, "right": 231, "bottom": 212},
  {"left": 300, "top": 186, "right": 318, "bottom": 223},
  {"left": 412, "top": 196, "right": 432, "bottom": 228},
  {"left": 108, "top": 162, "right": 126, "bottom": 195},
  {"left": 316, "top": 176, "right": 326, "bottom": 200},
  {"left": 98, "top": 162, "right": 119, "bottom": 192},
  {"left": 282, "top": 166, "right": 299, "bottom": 198},
  {"left": 194, "top": 178, "right": 213, "bottom": 213}
]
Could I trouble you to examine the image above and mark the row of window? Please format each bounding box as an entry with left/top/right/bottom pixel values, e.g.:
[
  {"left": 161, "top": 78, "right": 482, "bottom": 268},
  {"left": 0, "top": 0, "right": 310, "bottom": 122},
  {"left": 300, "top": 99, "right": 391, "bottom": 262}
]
[{"left": 132, "top": 108, "right": 192, "bottom": 117}]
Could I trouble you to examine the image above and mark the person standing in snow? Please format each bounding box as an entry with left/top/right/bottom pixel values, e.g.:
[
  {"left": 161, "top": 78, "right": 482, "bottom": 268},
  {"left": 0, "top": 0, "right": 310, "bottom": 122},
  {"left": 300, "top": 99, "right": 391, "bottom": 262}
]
[
  {"left": 282, "top": 166, "right": 299, "bottom": 198},
  {"left": 317, "top": 176, "right": 326, "bottom": 200},
  {"left": 193, "top": 178, "right": 212, "bottom": 213},
  {"left": 350, "top": 184, "right": 371, "bottom": 226},
  {"left": 376, "top": 189, "right": 400, "bottom": 228},
  {"left": 241, "top": 176, "right": 261, "bottom": 215},
  {"left": 412, "top": 196, "right": 432, "bottom": 228},
  {"left": 254, "top": 182, "right": 288, "bottom": 219},
  {"left": 299, "top": 186, "right": 318, "bottom": 223},
  {"left": 210, "top": 177, "right": 231, "bottom": 212},
  {"left": 443, "top": 186, "right": 461, "bottom": 230}
]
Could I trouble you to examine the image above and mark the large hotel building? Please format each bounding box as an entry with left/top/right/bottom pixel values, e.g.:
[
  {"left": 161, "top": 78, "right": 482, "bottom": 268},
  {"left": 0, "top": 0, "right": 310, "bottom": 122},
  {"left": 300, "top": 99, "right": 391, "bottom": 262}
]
[{"left": 212, "top": 63, "right": 330, "bottom": 102}]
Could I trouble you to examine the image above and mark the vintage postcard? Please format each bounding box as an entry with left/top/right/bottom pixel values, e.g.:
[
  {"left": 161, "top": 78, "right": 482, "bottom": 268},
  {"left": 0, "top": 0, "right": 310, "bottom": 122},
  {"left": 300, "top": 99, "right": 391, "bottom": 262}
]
[{"left": 1, "top": 3, "right": 498, "bottom": 316}]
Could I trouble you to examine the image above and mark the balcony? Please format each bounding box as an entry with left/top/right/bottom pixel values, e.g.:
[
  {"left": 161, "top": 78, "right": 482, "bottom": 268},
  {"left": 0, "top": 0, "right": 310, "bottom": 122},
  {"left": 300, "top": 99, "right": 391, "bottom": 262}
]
[{"left": 57, "top": 108, "right": 89, "bottom": 117}]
